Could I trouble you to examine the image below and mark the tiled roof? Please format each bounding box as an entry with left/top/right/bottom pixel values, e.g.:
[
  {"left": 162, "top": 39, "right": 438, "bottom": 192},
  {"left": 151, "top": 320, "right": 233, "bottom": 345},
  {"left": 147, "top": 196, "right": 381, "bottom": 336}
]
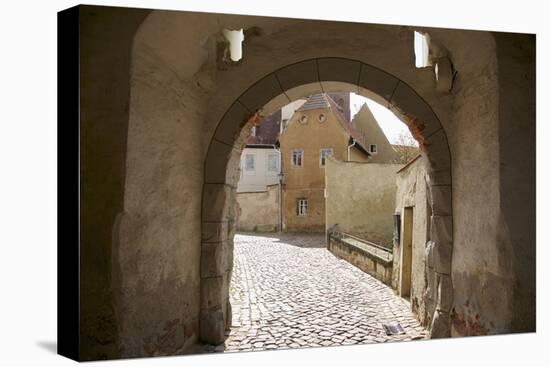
[
  {"left": 324, "top": 94, "right": 370, "bottom": 156},
  {"left": 296, "top": 94, "right": 331, "bottom": 112},
  {"left": 245, "top": 110, "right": 281, "bottom": 146}
]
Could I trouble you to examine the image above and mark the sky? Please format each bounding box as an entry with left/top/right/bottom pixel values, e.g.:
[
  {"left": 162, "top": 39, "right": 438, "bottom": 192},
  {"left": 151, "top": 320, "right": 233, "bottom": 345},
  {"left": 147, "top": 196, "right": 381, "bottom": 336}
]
[{"left": 349, "top": 93, "right": 417, "bottom": 146}]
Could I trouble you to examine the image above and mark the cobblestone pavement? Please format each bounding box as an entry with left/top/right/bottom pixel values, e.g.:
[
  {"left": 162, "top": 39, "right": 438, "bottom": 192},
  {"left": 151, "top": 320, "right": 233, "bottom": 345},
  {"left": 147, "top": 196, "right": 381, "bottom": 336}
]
[{"left": 218, "top": 233, "right": 427, "bottom": 353}]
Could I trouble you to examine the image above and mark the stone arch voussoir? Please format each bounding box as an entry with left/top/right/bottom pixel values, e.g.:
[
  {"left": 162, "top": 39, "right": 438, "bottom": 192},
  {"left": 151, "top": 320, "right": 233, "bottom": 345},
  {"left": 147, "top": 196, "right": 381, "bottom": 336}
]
[{"left": 200, "top": 57, "right": 454, "bottom": 343}]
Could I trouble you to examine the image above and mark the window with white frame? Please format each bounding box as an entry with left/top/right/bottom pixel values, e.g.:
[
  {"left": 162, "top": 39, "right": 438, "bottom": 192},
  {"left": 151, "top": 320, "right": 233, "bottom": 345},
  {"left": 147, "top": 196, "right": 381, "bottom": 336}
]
[
  {"left": 370, "top": 144, "right": 378, "bottom": 154},
  {"left": 267, "top": 153, "right": 279, "bottom": 174},
  {"left": 291, "top": 149, "right": 304, "bottom": 167},
  {"left": 250, "top": 126, "right": 257, "bottom": 136},
  {"left": 297, "top": 199, "right": 308, "bottom": 216},
  {"left": 320, "top": 148, "right": 333, "bottom": 166},
  {"left": 244, "top": 154, "right": 255, "bottom": 172}
]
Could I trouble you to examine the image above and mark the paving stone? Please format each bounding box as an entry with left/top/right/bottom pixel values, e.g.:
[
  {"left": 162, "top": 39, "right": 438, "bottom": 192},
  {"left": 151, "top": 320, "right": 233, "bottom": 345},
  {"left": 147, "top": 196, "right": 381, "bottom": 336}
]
[{"left": 215, "top": 233, "right": 427, "bottom": 353}]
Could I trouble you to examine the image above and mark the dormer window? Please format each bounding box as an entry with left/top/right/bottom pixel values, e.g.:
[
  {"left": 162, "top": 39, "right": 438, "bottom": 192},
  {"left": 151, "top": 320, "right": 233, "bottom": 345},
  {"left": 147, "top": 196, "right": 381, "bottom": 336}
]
[
  {"left": 299, "top": 115, "right": 308, "bottom": 124},
  {"left": 370, "top": 144, "right": 378, "bottom": 154},
  {"left": 318, "top": 114, "right": 326, "bottom": 123}
]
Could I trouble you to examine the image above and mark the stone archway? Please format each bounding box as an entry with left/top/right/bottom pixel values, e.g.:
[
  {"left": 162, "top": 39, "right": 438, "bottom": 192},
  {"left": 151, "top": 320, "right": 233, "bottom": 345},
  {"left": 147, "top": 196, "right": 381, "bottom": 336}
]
[{"left": 200, "top": 57, "right": 453, "bottom": 344}]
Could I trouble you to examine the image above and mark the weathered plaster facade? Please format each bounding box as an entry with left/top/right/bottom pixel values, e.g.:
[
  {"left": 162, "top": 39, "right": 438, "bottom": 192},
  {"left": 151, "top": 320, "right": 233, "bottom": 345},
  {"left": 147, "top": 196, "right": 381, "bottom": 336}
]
[
  {"left": 237, "top": 147, "right": 279, "bottom": 193},
  {"left": 351, "top": 104, "right": 398, "bottom": 163},
  {"left": 279, "top": 94, "right": 369, "bottom": 233},
  {"left": 393, "top": 155, "right": 431, "bottom": 326},
  {"left": 74, "top": 4, "right": 535, "bottom": 360},
  {"left": 325, "top": 159, "right": 402, "bottom": 246},
  {"left": 236, "top": 184, "right": 279, "bottom": 232}
]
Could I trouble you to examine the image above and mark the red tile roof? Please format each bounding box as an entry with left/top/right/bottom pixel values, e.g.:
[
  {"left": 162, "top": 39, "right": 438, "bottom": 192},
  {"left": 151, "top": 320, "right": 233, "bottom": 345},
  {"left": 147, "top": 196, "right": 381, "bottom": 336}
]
[{"left": 245, "top": 109, "right": 281, "bottom": 146}]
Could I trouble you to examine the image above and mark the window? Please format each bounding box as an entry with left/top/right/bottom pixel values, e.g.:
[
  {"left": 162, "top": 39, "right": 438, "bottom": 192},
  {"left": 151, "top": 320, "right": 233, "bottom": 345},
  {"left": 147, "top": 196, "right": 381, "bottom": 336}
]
[
  {"left": 320, "top": 148, "right": 333, "bottom": 166},
  {"left": 267, "top": 153, "right": 279, "bottom": 173},
  {"left": 414, "top": 31, "right": 431, "bottom": 68},
  {"left": 250, "top": 126, "right": 257, "bottom": 136},
  {"left": 299, "top": 115, "right": 308, "bottom": 124},
  {"left": 291, "top": 149, "right": 304, "bottom": 167},
  {"left": 318, "top": 113, "right": 326, "bottom": 123},
  {"left": 370, "top": 144, "right": 378, "bottom": 154},
  {"left": 244, "top": 154, "right": 255, "bottom": 171},
  {"left": 297, "top": 199, "right": 308, "bottom": 216}
]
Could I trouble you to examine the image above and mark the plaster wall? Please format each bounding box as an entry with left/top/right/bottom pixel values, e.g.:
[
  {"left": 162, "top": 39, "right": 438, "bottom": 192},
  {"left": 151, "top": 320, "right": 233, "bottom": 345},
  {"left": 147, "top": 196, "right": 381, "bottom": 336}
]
[
  {"left": 237, "top": 147, "right": 280, "bottom": 192},
  {"left": 236, "top": 184, "right": 279, "bottom": 232},
  {"left": 393, "top": 156, "right": 431, "bottom": 325},
  {"left": 351, "top": 104, "right": 398, "bottom": 163},
  {"left": 325, "top": 159, "right": 402, "bottom": 247}
]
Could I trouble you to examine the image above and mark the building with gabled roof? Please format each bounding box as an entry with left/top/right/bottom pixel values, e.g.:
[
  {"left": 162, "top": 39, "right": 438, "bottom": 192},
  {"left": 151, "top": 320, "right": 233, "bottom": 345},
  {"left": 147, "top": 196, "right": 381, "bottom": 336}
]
[
  {"left": 351, "top": 103, "right": 399, "bottom": 163},
  {"left": 278, "top": 93, "right": 371, "bottom": 232}
]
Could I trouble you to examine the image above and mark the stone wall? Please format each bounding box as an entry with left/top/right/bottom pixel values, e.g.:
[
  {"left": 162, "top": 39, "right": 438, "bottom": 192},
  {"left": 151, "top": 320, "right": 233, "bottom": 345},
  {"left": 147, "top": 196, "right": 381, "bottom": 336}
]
[
  {"left": 236, "top": 184, "right": 280, "bottom": 232},
  {"left": 78, "top": 6, "right": 151, "bottom": 360},
  {"left": 74, "top": 5, "right": 536, "bottom": 359},
  {"left": 325, "top": 159, "right": 403, "bottom": 247},
  {"left": 328, "top": 233, "right": 393, "bottom": 285}
]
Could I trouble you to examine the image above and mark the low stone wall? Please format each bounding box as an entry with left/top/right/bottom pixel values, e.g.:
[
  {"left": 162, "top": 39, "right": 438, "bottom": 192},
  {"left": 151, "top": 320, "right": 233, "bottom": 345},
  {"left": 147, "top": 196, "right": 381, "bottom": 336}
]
[
  {"left": 328, "top": 232, "right": 393, "bottom": 286},
  {"left": 236, "top": 184, "right": 279, "bottom": 232}
]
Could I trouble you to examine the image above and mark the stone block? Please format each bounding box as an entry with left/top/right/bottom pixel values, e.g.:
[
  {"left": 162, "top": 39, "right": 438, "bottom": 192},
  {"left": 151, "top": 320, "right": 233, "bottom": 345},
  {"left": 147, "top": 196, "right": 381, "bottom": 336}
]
[
  {"left": 433, "top": 242, "right": 453, "bottom": 275},
  {"left": 225, "top": 299, "right": 232, "bottom": 331},
  {"left": 213, "top": 101, "right": 250, "bottom": 146},
  {"left": 358, "top": 63, "right": 399, "bottom": 102},
  {"left": 202, "top": 221, "right": 230, "bottom": 243},
  {"left": 200, "top": 276, "right": 225, "bottom": 310},
  {"left": 430, "top": 309, "right": 450, "bottom": 338},
  {"left": 199, "top": 308, "right": 225, "bottom": 345},
  {"left": 366, "top": 257, "right": 375, "bottom": 273},
  {"left": 430, "top": 215, "right": 453, "bottom": 247},
  {"left": 202, "top": 184, "right": 235, "bottom": 222},
  {"left": 428, "top": 184, "right": 452, "bottom": 216},
  {"left": 424, "top": 298, "right": 435, "bottom": 327},
  {"left": 285, "top": 82, "right": 324, "bottom": 101},
  {"left": 425, "top": 266, "right": 436, "bottom": 301},
  {"left": 425, "top": 165, "right": 452, "bottom": 186},
  {"left": 262, "top": 92, "right": 291, "bottom": 116},
  {"left": 200, "top": 241, "right": 230, "bottom": 278},
  {"left": 317, "top": 57, "right": 361, "bottom": 85},
  {"left": 321, "top": 81, "right": 358, "bottom": 94},
  {"left": 376, "top": 262, "right": 385, "bottom": 279},
  {"left": 426, "top": 240, "right": 435, "bottom": 268},
  {"left": 239, "top": 73, "right": 283, "bottom": 112},
  {"left": 436, "top": 273, "right": 453, "bottom": 312},
  {"left": 390, "top": 81, "right": 442, "bottom": 138},
  {"left": 204, "top": 139, "right": 234, "bottom": 184},
  {"left": 276, "top": 59, "right": 318, "bottom": 91},
  {"left": 423, "top": 128, "right": 451, "bottom": 173}
]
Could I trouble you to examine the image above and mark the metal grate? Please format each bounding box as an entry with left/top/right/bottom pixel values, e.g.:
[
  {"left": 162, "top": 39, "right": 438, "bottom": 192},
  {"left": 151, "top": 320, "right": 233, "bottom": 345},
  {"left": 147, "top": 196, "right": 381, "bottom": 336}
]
[{"left": 382, "top": 323, "right": 405, "bottom": 336}]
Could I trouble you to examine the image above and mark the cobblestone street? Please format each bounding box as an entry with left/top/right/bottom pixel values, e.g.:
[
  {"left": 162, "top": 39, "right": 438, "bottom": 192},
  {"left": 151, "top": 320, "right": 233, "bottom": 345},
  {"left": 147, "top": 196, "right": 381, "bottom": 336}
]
[{"left": 218, "top": 233, "right": 427, "bottom": 353}]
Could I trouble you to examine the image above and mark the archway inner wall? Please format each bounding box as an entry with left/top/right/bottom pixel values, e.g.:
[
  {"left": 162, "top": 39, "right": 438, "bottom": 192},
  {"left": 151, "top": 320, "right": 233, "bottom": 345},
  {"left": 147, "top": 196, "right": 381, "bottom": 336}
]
[{"left": 84, "top": 8, "right": 536, "bottom": 358}]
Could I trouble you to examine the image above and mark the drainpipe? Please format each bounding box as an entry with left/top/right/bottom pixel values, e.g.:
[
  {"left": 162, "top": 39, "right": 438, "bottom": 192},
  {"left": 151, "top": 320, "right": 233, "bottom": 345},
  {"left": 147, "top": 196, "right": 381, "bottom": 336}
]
[
  {"left": 273, "top": 144, "right": 283, "bottom": 232},
  {"left": 347, "top": 139, "right": 356, "bottom": 162}
]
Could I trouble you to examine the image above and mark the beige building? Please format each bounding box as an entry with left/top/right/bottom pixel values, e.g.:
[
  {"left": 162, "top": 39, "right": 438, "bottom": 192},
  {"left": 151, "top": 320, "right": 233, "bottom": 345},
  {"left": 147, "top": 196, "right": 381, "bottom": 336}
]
[
  {"left": 278, "top": 93, "right": 371, "bottom": 232},
  {"left": 351, "top": 103, "right": 398, "bottom": 163}
]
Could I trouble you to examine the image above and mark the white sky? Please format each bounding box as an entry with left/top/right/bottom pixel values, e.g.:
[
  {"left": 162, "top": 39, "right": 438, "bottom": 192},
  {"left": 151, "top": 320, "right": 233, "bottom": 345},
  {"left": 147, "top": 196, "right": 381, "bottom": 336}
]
[{"left": 349, "top": 93, "right": 417, "bottom": 146}]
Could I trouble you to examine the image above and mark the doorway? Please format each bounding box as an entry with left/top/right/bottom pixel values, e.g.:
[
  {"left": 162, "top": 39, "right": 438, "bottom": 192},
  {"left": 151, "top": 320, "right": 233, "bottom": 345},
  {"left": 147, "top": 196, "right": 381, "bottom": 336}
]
[{"left": 400, "top": 206, "right": 414, "bottom": 298}]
